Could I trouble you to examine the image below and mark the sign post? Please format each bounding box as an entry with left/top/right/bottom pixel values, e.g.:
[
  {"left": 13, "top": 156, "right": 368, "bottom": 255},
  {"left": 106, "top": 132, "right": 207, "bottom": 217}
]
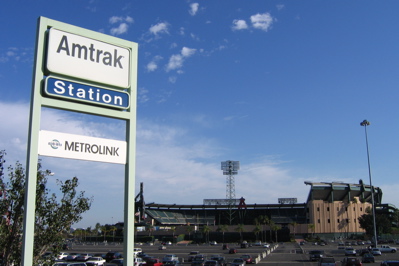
[{"left": 23, "top": 17, "right": 138, "bottom": 265}]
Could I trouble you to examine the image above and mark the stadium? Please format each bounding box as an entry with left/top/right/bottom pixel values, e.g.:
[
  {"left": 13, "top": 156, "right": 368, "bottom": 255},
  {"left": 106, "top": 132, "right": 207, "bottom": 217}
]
[{"left": 134, "top": 178, "right": 395, "bottom": 243}]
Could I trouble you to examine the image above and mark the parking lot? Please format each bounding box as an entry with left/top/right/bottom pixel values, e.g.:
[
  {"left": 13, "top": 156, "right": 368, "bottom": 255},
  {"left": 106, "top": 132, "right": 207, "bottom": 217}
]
[{"left": 67, "top": 241, "right": 399, "bottom": 265}]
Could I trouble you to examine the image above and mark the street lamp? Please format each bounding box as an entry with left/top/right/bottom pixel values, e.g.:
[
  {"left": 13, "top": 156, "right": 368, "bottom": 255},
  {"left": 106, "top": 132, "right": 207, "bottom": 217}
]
[{"left": 360, "top": 119, "right": 378, "bottom": 248}]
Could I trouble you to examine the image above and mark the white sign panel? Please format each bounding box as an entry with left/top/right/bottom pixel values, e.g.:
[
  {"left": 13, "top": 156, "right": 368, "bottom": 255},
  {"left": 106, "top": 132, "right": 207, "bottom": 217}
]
[
  {"left": 46, "top": 28, "right": 131, "bottom": 88},
  {"left": 38, "top": 130, "right": 127, "bottom": 164}
]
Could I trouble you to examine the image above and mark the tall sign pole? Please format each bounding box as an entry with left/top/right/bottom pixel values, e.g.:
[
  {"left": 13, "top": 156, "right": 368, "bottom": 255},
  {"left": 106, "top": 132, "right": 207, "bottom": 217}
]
[{"left": 23, "top": 17, "right": 138, "bottom": 265}]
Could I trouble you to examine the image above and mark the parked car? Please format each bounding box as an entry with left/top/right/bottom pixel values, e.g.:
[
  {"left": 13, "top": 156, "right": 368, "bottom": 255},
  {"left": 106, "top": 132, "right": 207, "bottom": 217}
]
[
  {"left": 106, "top": 259, "right": 124, "bottom": 266},
  {"left": 105, "top": 252, "right": 123, "bottom": 262},
  {"left": 162, "top": 254, "right": 178, "bottom": 263},
  {"left": 309, "top": 250, "right": 324, "bottom": 261},
  {"left": 204, "top": 260, "right": 220, "bottom": 266},
  {"left": 188, "top": 251, "right": 200, "bottom": 262},
  {"left": 379, "top": 245, "right": 397, "bottom": 253},
  {"left": 210, "top": 256, "right": 226, "bottom": 266},
  {"left": 57, "top": 252, "right": 70, "bottom": 260},
  {"left": 263, "top": 243, "right": 270, "bottom": 248},
  {"left": 159, "top": 245, "right": 167, "bottom": 250},
  {"left": 146, "top": 258, "right": 163, "bottom": 266},
  {"left": 66, "top": 253, "right": 81, "bottom": 261},
  {"left": 341, "top": 257, "right": 362, "bottom": 266},
  {"left": 86, "top": 256, "right": 106, "bottom": 266},
  {"left": 381, "top": 261, "right": 399, "bottom": 266},
  {"left": 163, "top": 261, "right": 182, "bottom": 266},
  {"left": 240, "top": 255, "right": 254, "bottom": 264},
  {"left": 230, "top": 258, "right": 246, "bottom": 266},
  {"left": 53, "top": 263, "right": 88, "bottom": 266},
  {"left": 344, "top": 247, "right": 357, "bottom": 256},
  {"left": 222, "top": 244, "right": 229, "bottom": 250},
  {"left": 209, "top": 241, "right": 217, "bottom": 245},
  {"left": 318, "top": 257, "right": 336, "bottom": 266},
  {"left": 228, "top": 248, "right": 237, "bottom": 254},
  {"left": 76, "top": 253, "right": 93, "bottom": 261},
  {"left": 361, "top": 253, "right": 375, "bottom": 263},
  {"left": 371, "top": 248, "right": 382, "bottom": 256},
  {"left": 191, "top": 255, "right": 206, "bottom": 266}
]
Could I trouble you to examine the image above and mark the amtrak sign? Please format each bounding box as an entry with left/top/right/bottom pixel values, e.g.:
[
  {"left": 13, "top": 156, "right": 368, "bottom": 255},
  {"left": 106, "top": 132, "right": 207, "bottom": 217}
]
[{"left": 46, "top": 28, "right": 131, "bottom": 88}]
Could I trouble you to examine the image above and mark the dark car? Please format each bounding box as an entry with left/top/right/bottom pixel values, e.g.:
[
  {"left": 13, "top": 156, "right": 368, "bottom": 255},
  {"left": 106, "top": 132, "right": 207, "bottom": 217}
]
[
  {"left": 240, "top": 255, "right": 254, "bottom": 264},
  {"left": 164, "top": 261, "right": 182, "bottom": 266},
  {"left": 342, "top": 257, "right": 362, "bottom": 266},
  {"left": 228, "top": 248, "right": 237, "bottom": 254},
  {"left": 381, "top": 261, "right": 399, "bottom": 266},
  {"left": 309, "top": 250, "right": 324, "bottom": 261},
  {"left": 107, "top": 259, "right": 124, "bottom": 265},
  {"left": 210, "top": 256, "right": 226, "bottom": 266},
  {"left": 362, "top": 253, "right": 375, "bottom": 263},
  {"left": 204, "top": 260, "right": 220, "bottom": 266},
  {"left": 105, "top": 252, "right": 123, "bottom": 262}
]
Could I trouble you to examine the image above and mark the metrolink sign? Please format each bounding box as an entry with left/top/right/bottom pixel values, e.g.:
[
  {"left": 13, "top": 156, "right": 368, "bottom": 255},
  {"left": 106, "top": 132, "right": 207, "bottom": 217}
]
[{"left": 23, "top": 17, "right": 138, "bottom": 266}]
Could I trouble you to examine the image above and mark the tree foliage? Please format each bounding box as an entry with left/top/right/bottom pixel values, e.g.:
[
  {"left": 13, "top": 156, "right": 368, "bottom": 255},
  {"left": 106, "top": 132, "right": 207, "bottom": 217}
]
[
  {"left": 358, "top": 211, "right": 392, "bottom": 236},
  {"left": 0, "top": 150, "right": 92, "bottom": 265}
]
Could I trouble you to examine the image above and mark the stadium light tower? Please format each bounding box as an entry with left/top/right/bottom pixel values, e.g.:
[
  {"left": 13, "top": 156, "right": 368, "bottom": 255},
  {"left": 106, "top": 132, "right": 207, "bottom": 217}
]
[
  {"left": 360, "top": 119, "right": 378, "bottom": 248},
  {"left": 221, "top": 160, "right": 240, "bottom": 202}
]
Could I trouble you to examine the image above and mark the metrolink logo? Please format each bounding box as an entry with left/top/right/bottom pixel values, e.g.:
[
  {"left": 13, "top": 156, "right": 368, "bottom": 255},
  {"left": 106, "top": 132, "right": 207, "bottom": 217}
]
[
  {"left": 56, "top": 35, "right": 124, "bottom": 69},
  {"left": 65, "top": 141, "right": 120, "bottom": 157},
  {"left": 48, "top": 139, "right": 62, "bottom": 149}
]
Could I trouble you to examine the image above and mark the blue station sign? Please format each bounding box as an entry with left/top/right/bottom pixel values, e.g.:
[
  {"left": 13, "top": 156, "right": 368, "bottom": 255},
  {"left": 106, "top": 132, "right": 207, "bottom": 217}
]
[{"left": 44, "top": 77, "right": 130, "bottom": 109}]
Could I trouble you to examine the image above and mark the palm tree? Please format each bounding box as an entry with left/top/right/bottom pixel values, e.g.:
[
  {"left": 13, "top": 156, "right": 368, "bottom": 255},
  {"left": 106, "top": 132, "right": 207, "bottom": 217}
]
[
  {"left": 290, "top": 222, "right": 298, "bottom": 238},
  {"left": 202, "top": 225, "right": 211, "bottom": 243},
  {"left": 253, "top": 224, "right": 261, "bottom": 241},
  {"left": 258, "top": 215, "right": 270, "bottom": 242},
  {"left": 186, "top": 225, "right": 194, "bottom": 241},
  {"left": 308, "top": 224, "right": 315, "bottom": 238},
  {"left": 235, "top": 224, "right": 245, "bottom": 242},
  {"left": 217, "top": 224, "right": 228, "bottom": 243},
  {"left": 271, "top": 224, "right": 281, "bottom": 243}
]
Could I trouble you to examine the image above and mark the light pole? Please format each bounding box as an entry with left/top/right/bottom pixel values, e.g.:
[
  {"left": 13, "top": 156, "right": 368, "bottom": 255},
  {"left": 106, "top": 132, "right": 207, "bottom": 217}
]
[{"left": 360, "top": 119, "right": 378, "bottom": 248}]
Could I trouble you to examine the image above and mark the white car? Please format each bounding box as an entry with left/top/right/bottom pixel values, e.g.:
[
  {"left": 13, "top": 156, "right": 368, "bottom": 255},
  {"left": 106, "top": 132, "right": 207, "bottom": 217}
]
[
  {"left": 57, "top": 252, "right": 69, "bottom": 260},
  {"left": 230, "top": 258, "right": 246, "bottom": 266},
  {"left": 85, "top": 256, "right": 106, "bottom": 266},
  {"left": 344, "top": 247, "right": 356, "bottom": 256},
  {"left": 371, "top": 248, "right": 382, "bottom": 256},
  {"left": 263, "top": 243, "right": 270, "bottom": 248}
]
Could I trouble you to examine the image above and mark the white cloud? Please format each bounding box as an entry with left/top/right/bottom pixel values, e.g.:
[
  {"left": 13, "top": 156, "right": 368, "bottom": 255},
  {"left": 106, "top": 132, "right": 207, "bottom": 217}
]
[
  {"left": 181, "top": 47, "right": 196, "bottom": 57},
  {"left": 146, "top": 55, "right": 163, "bottom": 72},
  {"left": 166, "top": 47, "right": 196, "bottom": 72},
  {"left": 109, "top": 16, "right": 133, "bottom": 35},
  {"left": 250, "top": 12, "right": 273, "bottom": 31},
  {"left": 189, "top": 3, "right": 199, "bottom": 16},
  {"left": 149, "top": 22, "right": 169, "bottom": 36},
  {"left": 232, "top": 19, "right": 248, "bottom": 31},
  {"left": 110, "top": 23, "right": 129, "bottom": 35}
]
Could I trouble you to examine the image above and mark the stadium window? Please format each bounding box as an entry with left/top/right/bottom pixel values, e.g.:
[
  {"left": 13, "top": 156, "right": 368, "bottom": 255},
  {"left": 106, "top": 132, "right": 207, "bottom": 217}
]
[
  {"left": 337, "top": 207, "right": 339, "bottom": 211},
  {"left": 345, "top": 207, "right": 347, "bottom": 211},
  {"left": 360, "top": 207, "right": 363, "bottom": 211},
  {"left": 353, "top": 207, "right": 355, "bottom": 211},
  {"left": 317, "top": 207, "right": 320, "bottom": 211},
  {"left": 318, "top": 219, "right": 320, "bottom": 223},
  {"left": 327, "top": 207, "right": 330, "bottom": 211},
  {"left": 337, "top": 219, "right": 340, "bottom": 223},
  {"left": 354, "top": 219, "right": 356, "bottom": 223},
  {"left": 328, "top": 219, "right": 330, "bottom": 223}
]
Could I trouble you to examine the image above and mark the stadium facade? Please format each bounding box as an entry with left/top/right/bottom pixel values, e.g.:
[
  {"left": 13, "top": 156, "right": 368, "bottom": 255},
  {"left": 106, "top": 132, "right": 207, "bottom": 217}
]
[{"left": 135, "top": 180, "right": 393, "bottom": 239}]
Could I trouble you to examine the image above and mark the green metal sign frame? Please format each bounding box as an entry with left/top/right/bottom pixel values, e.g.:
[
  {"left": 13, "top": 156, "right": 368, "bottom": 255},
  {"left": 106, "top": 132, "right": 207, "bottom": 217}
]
[{"left": 23, "top": 17, "right": 137, "bottom": 265}]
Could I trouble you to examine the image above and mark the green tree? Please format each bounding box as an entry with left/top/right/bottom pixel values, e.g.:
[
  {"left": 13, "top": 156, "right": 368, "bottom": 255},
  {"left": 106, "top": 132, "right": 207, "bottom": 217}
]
[
  {"left": 253, "top": 224, "right": 261, "bottom": 241},
  {"left": 0, "top": 151, "right": 92, "bottom": 265},
  {"left": 202, "top": 225, "right": 211, "bottom": 243},
  {"left": 290, "top": 222, "right": 298, "bottom": 238},
  {"left": 308, "top": 224, "right": 315, "bottom": 238},
  {"left": 235, "top": 224, "right": 245, "bottom": 242},
  {"left": 216, "top": 224, "right": 228, "bottom": 243},
  {"left": 186, "top": 225, "right": 194, "bottom": 241}
]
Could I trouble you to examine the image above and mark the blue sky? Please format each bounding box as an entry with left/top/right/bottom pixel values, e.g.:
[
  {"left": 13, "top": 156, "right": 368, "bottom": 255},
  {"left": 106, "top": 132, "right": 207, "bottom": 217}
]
[{"left": 1, "top": 1, "right": 399, "bottom": 228}]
